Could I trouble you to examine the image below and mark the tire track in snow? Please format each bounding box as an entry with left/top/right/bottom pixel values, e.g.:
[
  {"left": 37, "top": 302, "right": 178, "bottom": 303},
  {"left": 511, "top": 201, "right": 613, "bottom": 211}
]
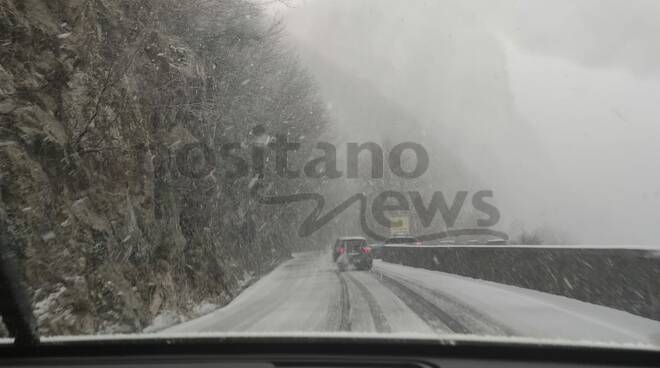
[
  {"left": 421, "top": 285, "right": 517, "bottom": 336},
  {"left": 337, "top": 272, "right": 352, "bottom": 331},
  {"left": 374, "top": 264, "right": 517, "bottom": 336},
  {"left": 378, "top": 273, "right": 470, "bottom": 333},
  {"left": 345, "top": 272, "right": 391, "bottom": 333}
]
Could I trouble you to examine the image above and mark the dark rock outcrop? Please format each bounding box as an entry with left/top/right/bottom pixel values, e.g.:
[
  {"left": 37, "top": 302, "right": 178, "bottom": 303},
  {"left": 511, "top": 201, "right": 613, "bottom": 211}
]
[{"left": 0, "top": 0, "right": 326, "bottom": 335}]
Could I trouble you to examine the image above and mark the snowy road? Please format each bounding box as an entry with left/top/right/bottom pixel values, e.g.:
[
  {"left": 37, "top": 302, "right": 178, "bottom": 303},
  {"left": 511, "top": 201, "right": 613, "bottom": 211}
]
[{"left": 164, "top": 252, "right": 660, "bottom": 345}]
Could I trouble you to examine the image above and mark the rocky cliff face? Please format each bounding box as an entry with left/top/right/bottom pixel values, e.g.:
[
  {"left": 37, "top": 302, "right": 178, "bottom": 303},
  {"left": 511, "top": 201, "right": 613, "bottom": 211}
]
[{"left": 0, "top": 0, "right": 326, "bottom": 335}]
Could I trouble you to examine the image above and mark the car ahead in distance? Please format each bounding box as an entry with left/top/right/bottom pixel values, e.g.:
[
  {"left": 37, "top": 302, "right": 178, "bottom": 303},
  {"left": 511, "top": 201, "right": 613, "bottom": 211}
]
[
  {"left": 334, "top": 236, "right": 373, "bottom": 271},
  {"left": 385, "top": 235, "right": 422, "bottom": 245},
  {"left": 332, "top": 236, "right": 373, "bottom": 260}
]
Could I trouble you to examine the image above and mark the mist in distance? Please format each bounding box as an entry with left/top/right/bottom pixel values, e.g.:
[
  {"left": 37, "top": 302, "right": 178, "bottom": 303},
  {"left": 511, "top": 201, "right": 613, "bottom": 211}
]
[{"left": 265, "top": 0, "right": 660, "bottom": 245}]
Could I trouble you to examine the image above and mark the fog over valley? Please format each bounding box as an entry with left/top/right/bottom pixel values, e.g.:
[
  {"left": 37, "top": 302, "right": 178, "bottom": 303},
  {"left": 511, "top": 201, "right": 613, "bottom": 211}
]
[{"left": 268, "top": 0, "right": 660, "bottom": 245}]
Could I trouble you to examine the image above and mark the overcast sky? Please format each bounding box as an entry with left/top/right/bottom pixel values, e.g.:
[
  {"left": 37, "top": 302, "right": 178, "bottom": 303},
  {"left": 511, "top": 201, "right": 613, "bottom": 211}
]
[{"left": 267, "top": 0, "right": 660, "bottom": 244}]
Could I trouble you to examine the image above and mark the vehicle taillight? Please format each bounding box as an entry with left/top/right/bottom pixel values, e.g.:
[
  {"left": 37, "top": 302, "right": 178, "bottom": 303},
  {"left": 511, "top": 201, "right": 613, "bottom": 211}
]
[{"left": 362, "top": 246, "right": 371, "bottom": 254}]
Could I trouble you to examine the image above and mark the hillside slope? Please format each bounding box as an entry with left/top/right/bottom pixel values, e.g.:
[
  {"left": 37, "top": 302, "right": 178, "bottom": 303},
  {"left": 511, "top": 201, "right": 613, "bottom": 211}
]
[{"left": 0, "top": 0, "right": 325, "bottom": 335}]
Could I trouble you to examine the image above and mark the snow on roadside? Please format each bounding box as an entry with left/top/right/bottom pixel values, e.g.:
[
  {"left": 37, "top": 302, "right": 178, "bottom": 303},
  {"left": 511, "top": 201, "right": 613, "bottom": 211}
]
[
  {"left": 143, "top": 311, "right": 184, "bottom": 333},
  {"left": 193, "top": 301, "right": 219, "bottom": 316},
  {"left": 143, "top": 300, "right": 221, "bottom": 333}
]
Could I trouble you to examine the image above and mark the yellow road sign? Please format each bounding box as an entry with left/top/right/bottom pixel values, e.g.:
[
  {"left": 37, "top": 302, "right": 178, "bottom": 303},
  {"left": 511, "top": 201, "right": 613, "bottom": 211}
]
[{"left": 390, "top": 215, "right": 410, "bottom": 235}]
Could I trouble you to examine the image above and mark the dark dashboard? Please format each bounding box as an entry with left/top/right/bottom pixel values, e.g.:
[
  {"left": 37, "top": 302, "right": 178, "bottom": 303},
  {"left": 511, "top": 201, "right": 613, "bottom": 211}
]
[{"left": 1, "top": 337, "right": 658, "bottom": 368}]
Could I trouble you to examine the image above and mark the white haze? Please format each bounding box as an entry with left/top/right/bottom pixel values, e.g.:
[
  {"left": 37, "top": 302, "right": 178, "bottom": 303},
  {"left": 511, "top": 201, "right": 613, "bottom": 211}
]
[{"left": 267, "top": 0, "right": 660, "bottom": 245}]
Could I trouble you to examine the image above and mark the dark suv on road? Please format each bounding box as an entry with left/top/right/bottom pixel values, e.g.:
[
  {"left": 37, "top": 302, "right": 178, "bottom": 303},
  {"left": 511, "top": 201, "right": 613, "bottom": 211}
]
[{"left": 332, "top": 237, "right": 373, "bottom": 271}]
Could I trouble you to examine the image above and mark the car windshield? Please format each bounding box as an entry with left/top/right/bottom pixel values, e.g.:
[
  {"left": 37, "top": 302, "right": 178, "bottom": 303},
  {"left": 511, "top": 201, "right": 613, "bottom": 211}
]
[
  {"left": 343, "top": 239, "right": 366, "bottom": 251},
  {"left": 1, "top": 0, "right": 660, "bottom": 350}
]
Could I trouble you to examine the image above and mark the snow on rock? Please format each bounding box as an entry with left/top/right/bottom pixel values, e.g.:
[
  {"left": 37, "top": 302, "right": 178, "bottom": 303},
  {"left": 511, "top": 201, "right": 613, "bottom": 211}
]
[
  {"left": 143, "top": 311, "right": 185, "bottom": 333},
  {"left": 34, "top": 286, "right": 67, "bottom": 323}
]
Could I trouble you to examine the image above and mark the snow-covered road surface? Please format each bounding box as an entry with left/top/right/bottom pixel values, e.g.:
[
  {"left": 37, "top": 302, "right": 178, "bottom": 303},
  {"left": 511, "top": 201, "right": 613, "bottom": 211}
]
[{"left": 163, "top": 252, "right": 660, "bottom": 346}]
